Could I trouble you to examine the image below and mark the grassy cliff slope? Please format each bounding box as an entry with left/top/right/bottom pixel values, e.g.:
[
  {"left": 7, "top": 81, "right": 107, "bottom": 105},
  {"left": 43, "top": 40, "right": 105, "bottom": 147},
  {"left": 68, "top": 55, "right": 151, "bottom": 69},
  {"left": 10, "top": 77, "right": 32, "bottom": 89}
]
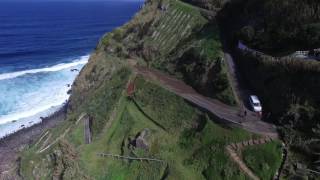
[
  {"left": 20, "top": 73, "right": 283, "bottom": 179},
  {"left": 17, "top": 0, "right": 284, "bottom": 179},
  {"left": 100, "top": 0, "right": 236, "bottom": 105}
]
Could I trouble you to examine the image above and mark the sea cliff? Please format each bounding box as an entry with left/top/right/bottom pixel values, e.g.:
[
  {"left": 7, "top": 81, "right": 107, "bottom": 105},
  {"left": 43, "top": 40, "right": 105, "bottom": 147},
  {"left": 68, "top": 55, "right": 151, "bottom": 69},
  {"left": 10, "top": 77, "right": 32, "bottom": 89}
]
[{"left": 9, "top": 0, "right": 320, "bottom": 179}]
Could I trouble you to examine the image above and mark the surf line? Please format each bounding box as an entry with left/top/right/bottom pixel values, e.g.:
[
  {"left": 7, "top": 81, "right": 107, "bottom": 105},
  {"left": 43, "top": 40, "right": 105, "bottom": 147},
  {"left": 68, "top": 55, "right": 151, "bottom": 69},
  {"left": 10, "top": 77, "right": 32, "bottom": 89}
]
[{"left": 0, "top": 55, "right": 89, "bottom": 81}]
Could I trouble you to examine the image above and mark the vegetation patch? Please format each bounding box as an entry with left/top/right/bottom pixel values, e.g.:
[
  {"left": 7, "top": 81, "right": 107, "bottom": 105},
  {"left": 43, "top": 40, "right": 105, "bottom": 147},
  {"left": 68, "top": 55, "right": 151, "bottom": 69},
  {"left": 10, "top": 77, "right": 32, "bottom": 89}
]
[
  {"left": 20, "top": 76, "right": 282, "bottom": 179},
  {"left": 242, "top": 141, "right": 283, "bottom": 180},
  {"left": 179, "top": 117, "right": 253, "bottom": 180},
  {"left": 134, "top": 76, "right": 197, "bottom": 133},
  {"left": 78, "top": 66, "right": 131, "bottom": 137},
  {"left": 130, "top": 77, "right": 254, "bottom": 179},
  {"left": 236, "top": 51, "right": 320, "bottom": 178},
  {"left": 157, "top": 22, "right": 236, "bottom": 105},
  {"left": 219, "top": 0, "right": 320, "bottom": 55},
  {"left": 98, "top": 0, "right": 236, "bottom": 106}
]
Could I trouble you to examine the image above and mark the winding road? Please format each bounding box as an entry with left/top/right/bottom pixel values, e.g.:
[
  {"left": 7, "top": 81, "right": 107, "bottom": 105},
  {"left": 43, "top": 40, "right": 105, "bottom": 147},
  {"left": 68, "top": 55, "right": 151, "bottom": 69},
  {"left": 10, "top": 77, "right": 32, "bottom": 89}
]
[{"left": 133, "top": 65, "right": 278, "bottom": 137}]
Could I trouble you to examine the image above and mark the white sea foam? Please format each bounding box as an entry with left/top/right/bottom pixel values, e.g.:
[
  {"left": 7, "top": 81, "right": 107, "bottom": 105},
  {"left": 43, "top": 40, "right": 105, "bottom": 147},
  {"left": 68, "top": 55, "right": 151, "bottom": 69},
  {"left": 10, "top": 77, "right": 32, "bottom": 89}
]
[
  {"left": 0, "top": 104, "right": 63, "bottom": 139},
  {"left": 0, "top": 55, "right": 89, "bottom": 81},
  {"left": 0, "top": 55, "right": 89, "bottom": 138},
  {"left": 0, "top": 86, "right": 69, "bottom": 125}
]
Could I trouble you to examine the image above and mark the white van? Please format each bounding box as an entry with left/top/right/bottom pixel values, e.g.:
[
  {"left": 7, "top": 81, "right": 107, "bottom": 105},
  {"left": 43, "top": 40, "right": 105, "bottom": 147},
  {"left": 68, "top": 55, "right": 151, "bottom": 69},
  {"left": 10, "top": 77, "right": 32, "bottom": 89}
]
[{"left": 249, "top": 95, "right": 262, "bottom": 112}]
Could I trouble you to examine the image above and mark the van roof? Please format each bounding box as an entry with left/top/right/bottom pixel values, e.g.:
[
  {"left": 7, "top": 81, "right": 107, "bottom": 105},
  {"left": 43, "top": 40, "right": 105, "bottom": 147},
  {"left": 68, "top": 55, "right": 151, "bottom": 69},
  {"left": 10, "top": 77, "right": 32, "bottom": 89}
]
[{"left": 250, "top": 95, "right": 260, "bottom": 104}]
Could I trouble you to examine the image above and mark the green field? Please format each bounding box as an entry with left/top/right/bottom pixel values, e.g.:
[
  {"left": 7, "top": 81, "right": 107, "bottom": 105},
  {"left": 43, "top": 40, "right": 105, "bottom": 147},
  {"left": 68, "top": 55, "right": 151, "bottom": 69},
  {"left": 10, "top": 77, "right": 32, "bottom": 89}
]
[
  {"left": 20, "top": 75, "right": 283, "bottom": 179},
  {"left": 242, "top": 141, "right": 283, "bottom": 180}
]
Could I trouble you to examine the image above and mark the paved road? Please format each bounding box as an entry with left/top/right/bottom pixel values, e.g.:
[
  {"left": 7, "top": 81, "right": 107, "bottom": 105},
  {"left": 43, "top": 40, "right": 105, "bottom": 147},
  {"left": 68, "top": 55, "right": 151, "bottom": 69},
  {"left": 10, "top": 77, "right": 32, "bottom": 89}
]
[{"left": 134, "top": 66, "right": 278, "bottom": 138}]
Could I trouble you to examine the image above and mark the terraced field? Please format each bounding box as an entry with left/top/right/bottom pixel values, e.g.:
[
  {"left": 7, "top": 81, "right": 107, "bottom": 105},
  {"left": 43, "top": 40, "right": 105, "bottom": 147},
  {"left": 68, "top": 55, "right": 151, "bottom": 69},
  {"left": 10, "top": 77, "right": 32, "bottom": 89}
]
[{"left": 149, "top": 0, "right": 207, "bottom": 53}]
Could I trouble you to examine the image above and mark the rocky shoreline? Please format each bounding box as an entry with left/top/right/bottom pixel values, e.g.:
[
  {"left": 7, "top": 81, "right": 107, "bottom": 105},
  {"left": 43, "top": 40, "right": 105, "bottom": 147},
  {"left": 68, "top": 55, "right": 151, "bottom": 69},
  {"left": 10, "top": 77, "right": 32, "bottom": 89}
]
[{"left": 0, "top": 105, "right": 67, "bottom": 179}]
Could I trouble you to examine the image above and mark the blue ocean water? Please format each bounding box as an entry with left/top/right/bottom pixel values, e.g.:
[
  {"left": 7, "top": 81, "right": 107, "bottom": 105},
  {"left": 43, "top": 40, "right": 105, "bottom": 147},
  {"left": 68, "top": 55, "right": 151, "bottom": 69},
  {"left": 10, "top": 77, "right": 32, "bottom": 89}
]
[{"left": 0, "top": 1, "right": 142, "bottom": 137}]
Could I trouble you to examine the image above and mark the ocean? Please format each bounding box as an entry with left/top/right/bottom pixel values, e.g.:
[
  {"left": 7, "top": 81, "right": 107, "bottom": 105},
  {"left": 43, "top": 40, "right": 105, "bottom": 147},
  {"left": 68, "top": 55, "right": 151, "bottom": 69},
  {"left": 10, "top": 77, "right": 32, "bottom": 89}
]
[{"left": 0, "top": 1, "right": 142, "bottom": 138}]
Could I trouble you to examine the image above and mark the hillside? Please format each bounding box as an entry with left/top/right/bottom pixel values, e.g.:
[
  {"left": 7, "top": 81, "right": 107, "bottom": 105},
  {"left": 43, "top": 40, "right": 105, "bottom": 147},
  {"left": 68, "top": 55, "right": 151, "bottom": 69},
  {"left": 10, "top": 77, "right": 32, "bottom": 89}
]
[
  {"left": 13, "top": 0, "right": 320, "bottom": 179},
  {"left": 218, "top": 0, "right": 320, "bottom": 178},
  {"left": 234, "top": 51, "right": 320, "bottom": 179},
  {"left": 97, "top": 0, "right": 236, "bottom": 105},
  {"left": 219, "top": 0, "right": 320, "bottom": 56},
  {"left": 21, "top": 72, "right": 283, "bottom": 179}
]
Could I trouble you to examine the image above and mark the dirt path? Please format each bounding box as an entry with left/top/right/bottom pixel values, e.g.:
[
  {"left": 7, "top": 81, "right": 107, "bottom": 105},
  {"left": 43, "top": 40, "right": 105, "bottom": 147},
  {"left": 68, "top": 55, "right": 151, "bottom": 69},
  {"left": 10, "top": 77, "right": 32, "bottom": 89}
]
[
  {"left": 227, "top": 146, "right": 259, "bottom": 180},
  {"left": 84, "top": 117, "right": 92, "bottom": 144},
  {"left": 134, "top": 66, "right": 278, "bottom": 138},
  {"left": 226, "top": 137, "right": 277, "bottom": 180}
]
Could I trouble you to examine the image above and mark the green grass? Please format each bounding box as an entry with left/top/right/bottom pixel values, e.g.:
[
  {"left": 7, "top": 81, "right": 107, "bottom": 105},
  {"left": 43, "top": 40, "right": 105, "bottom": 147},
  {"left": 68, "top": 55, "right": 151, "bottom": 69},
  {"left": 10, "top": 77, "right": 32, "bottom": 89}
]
[
  {"left": 195, "top": 24, "right": 236, "bottom": 106},
  {"left": 242, "top": 141, "right": 283, "bottom": 180},
  {"left": 77, "top": 96, "right": 168, "bottom": 179},
  {"left": 197, "top": 24, "right": 223, "bottom": 62},
  {"left": 20, "top": 119, "right": 77, "bottom": 179},
  {"left": 77, "top": 96, "right": 128, "bottom": 179},
  {"left": 197, "top": 24, "right": 236, "bottom": 105},
  {"left": 81, "top": 66, "right": 131, "bottom": 137},
  {"left": 20, "top": 64, "right": 131, "bottom": 179},
  {"left": 68, "top": 120, "right": 85, "bottom": 147},
  {"left": 76, "top": 77, "right": 254, "bottom": 179},
  {"left": 20, "top": 147, "right": 49, "bottom": 179},
  {"left": 134, "top": 76, "right": 197, "bottom": 133},
  {"left": 178, "top": 112, "right": 259, "bottom": 180},
  {"left": 131, "top": 77, "right": 253, "bottom": 179},
  {"left": 102, "top": 101, "right": 167, "bottom": 180},
  {"left": 20, "top": 75, "right": 281, "bottom": 180}
]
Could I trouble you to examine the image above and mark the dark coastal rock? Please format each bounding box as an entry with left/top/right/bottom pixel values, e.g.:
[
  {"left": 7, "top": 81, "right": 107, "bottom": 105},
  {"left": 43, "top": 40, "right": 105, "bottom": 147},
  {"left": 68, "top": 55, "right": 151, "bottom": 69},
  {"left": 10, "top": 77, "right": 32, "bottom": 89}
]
[{"left": 71, "top": 69, "right": 79, "bottom": 72}]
